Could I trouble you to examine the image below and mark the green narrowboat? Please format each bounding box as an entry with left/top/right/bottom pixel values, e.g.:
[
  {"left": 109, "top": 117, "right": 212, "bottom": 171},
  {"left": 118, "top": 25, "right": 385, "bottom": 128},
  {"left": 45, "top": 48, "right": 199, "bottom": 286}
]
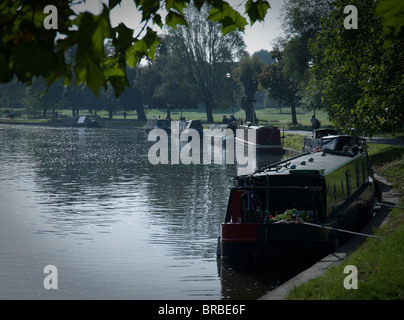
[{"left": 218, "top": 134, "right": 376, "bottom": 261}]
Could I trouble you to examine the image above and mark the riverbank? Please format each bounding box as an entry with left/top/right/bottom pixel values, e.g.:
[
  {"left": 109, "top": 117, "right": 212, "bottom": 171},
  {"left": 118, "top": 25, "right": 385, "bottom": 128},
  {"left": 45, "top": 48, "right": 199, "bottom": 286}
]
[
  {"left": 0, "top": 106, "right": 331, "bottom": 131},
  {"left": 261, "top": 137, "right": 404, "bottom": 300},
  {"left": 0, "top": 118, "right": 146, "bottom": 129}
]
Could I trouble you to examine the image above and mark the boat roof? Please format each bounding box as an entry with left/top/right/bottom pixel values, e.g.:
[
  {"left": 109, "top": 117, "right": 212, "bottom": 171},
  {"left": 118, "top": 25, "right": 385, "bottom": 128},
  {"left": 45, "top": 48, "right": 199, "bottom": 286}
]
[
  {"left": 238, "top": 124, "right": 280, "bottom": 131},
  {"left": 253, "top": 150, "right": 363, "bottom": 177}
]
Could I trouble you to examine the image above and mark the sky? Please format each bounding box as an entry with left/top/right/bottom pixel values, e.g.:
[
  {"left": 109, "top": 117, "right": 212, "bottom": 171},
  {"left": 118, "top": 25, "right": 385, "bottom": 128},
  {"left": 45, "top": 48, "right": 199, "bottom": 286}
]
[{"left": 72, "top": 0, "right": 286, "bottom": 55}]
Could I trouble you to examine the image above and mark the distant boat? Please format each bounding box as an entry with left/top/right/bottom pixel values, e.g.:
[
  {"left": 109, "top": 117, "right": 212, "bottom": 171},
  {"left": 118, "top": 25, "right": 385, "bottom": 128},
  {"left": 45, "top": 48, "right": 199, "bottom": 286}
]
[
  {"left": 171, "top": 120, "right": 204, "bottom": 135},
  {"left": 218, "top": 132, "right": 376, "bottom": 261},
  {"left": 235, "top": 123, "right": 283, "bottom": 154},
  {"left": 144, "top": 118, "right": 171, "bottom": 133},
  {"left": 61, "top": 115, "right": 100, "bottom": 128}
]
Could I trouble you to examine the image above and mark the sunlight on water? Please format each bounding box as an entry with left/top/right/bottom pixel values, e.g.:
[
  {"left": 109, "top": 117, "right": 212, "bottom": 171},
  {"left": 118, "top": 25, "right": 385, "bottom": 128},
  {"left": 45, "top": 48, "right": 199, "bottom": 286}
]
[{"left": 0, "top": 124, "right": 302, "bottom": 299}]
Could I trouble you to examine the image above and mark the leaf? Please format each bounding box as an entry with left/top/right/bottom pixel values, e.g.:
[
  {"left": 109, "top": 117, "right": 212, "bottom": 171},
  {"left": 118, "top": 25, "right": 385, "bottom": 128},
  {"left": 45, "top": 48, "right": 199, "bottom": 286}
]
[
  {"left": 375, "top": 0, "right": 404, "bottom": 46},
  {"left": 73, "top": 5, "right": 112, "bottom": 95},
  {"left": 109, "top": 75, "right": 130, "bottom": 98},
  {"left": 0, "top": 52, "right": 14, "bottom": 83},
  {"left": 76, "top": 54, "right": 104, "bottom": 95},
  {"left": 208, "top": 3, "right": 248, "bottom": 34},
  {"left": 104, "top": 56, "right": 130, "bottom": 97},
  {"left": 126, "top": 27, "right": 160, "bottom": 67},
  {"left": 245, "top": 0, "right": 270, "bottom": 25},
  {"left": 138, "top": 0, "right": 160, "bottom": 21},
  {"left": 12, "top": 42, "right": 58, "bottom": 82},
  {"left": 166, "top": 10, "right": 189, "bottom": 29},
  {"left": 165, "top": 0, "right": 188, "bottom": 13},
  {"left": 109, "top": 0, "right": 121, "bottom": 9},
  {"left": 113, "top": 23, "right": 134, "bottom": 50},
  {"left": 153, "top": 13, "right": 163, "bottom": 28},
  {"left": 193, "top": 0, "right": 204, "bottom": 10}
]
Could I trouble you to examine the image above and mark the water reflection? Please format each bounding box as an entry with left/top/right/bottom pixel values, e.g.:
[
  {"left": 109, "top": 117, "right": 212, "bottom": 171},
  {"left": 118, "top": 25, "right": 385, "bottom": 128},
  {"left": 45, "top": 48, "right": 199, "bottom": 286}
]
[
  {"left": 217, "top": 259, "right": 314, "bottom": 299},
  {"left": 0, "top": 124, "right": 304, "bottom": 300}
]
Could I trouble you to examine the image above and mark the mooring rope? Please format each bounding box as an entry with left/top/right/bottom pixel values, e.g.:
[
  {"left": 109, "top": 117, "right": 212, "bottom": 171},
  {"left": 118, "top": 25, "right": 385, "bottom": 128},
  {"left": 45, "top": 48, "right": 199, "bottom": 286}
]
[
  {"left": 375, "top": 202, "right": 404, "bottom": 210},
  {"left": 301, "top": 222, "right": 383, "bottom": 239}
]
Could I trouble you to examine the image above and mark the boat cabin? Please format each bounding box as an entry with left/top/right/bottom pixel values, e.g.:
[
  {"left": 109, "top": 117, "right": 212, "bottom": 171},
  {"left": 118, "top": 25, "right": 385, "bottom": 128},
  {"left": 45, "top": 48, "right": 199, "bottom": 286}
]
[
  {"left": 235, "top": 124, "right": 283, "bottom": 153},
  {"left": 219, "top": 134, "right": 375, "bottom": 261}
]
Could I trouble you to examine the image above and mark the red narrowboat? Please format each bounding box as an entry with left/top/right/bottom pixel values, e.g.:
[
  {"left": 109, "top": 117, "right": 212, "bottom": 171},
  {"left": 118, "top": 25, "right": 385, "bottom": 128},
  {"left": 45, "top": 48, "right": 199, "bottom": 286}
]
[
  {"left": 218, "top": 134, "right": 375, "bottom": 261},
  {"left": 235, "top": 124, "right": 283, "bottom": 154}
]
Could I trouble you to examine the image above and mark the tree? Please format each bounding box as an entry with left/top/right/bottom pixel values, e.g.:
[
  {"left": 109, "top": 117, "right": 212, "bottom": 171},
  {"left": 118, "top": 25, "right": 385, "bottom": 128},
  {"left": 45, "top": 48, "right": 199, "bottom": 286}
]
[
  {"left": 150, "top": 37, "right": 199, "bottom": 112},
  {"left": 133, "top": 61, "right": 161, "bottom": 115},
  {"left": 0, "top": 79, "right": 26, "bottom": 110},
  {"left": 259, "top": 48, "right": 299, "bottom": 125},
  {"left": 277, "top": 0, "right": 332, "bottom": 115},
  {"left": 0, "top": 0, "right": 270, "bottom": 99},
  {"left": 118, "top": 66, "right": 145, "bottom": 121},
  {"left": 280, "top": 0, "right": 331, "bottom": 81},
  {"left": 309, "top": 0, "right": 404, "bottom": 135},
  {"left": 164, "top": 4, "right": 246, "bottom": 122},
  {"left": 234, "top": 54, "right": 265, "bottom": 123},
  {"left": 375, "top": 0, "right": 404, "bottom": 47}
]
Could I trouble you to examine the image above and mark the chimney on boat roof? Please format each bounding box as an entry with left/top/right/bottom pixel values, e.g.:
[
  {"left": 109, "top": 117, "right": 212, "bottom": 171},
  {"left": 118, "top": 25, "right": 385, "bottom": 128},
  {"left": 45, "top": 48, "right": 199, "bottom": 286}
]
[{"left": 351, "top": 128, "right": 356, "bottom": 146}]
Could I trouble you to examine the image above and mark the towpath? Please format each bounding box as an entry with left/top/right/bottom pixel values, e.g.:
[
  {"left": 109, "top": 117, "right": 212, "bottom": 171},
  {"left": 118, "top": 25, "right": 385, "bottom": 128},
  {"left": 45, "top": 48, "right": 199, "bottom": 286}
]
[
  {"left": 259, "top": 173, "right": 401, "bottom": 300},
  {"left": 285, "top": 130, "right": 404, "bottom": 148},
  {"left": 260, "top": 132, "right": 404, "bottom": 300}
]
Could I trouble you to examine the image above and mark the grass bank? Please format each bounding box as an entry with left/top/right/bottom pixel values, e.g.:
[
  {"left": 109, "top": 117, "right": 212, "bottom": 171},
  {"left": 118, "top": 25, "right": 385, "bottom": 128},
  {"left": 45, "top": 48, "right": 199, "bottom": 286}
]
[
  {"left": 1, "top": 106, "right": 331, "bottom": 130},
  {"left": 282, "top": 133, "right": 305, "bottom": 151},
  {"left": 284, "top": 142, "right": 404, "bottom": 300},
  {"left": 143, "top": 107, "right": 331, "bottom": 130}
]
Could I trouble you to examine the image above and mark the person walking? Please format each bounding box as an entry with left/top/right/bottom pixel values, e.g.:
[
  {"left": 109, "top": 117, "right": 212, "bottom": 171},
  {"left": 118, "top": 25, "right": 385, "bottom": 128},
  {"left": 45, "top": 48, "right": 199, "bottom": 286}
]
[{"left": 311, "top": 115, "right": 320, "bottom": 133}]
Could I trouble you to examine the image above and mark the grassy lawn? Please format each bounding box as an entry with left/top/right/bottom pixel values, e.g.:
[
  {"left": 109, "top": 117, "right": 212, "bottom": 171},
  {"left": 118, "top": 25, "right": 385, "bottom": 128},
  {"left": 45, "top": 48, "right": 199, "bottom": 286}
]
[
  {"left": 285, "top": 142, "right": 404, "bottom": 300},
  {"left": 143, "top": 107, "right": 331, "bottom": 130},
  {"left": 282, "top": 133, "right": 305, "bottom": 151},
  {"left": 1, "top": 106, "right": 331, "bottom": 130}
]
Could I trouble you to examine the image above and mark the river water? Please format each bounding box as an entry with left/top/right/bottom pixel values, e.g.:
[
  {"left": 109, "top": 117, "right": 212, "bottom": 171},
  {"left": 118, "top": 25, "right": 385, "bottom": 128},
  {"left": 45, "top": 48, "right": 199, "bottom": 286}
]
[{"left": 0, "top": 124, "right": 308, "bottom": 300}]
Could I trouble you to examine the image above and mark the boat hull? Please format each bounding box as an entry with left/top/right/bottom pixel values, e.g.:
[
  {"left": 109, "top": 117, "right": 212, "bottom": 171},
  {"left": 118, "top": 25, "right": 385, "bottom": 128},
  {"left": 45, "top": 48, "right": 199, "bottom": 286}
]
[
  {"left": 236, "top": 125, "right": 283, "bottom": 154},
  {"left": 220, "top": 222, "right": 334, "bottom": 261},
  {"left": 219, "top": 182, "right": 375, "bottom": 261}
]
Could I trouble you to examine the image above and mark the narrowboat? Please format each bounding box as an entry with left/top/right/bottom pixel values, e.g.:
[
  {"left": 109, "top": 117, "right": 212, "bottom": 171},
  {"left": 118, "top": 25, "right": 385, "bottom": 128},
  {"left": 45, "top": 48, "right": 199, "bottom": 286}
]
[
  {"left": 235, "top": 123, "right": 283, "bottom": 154},
  {"left": 218, "top": 133, "right": 375, "bottom": 261}
]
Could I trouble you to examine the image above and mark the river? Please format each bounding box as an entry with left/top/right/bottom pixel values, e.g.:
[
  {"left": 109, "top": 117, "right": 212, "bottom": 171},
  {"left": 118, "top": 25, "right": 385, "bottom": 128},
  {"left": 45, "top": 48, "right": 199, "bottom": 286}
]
[{"left": 0, "top": 124, "right": 308, "bottom": 300}]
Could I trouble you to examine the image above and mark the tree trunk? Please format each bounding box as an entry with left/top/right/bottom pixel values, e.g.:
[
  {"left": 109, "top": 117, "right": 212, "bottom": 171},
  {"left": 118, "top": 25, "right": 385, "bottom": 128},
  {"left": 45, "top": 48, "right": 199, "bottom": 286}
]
[
  {"left": 204, "top": 90, "right": 214, "bottom": 123},
  {"left": 241, "top": 96, "right": 258, "bottom": 123},
  {"left": 205, "top": 102, "right": 214, "bottom": 123},
  {"left": 291, "top": 104, "right": 298, "bottom": 125},
  {"left": 136, "top": 105, "right": 147, "bottom": 122}
]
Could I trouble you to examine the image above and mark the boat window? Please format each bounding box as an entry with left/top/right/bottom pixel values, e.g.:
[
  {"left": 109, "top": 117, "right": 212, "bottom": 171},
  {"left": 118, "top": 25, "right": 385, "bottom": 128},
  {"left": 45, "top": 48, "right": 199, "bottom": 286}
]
[
  {"left": 321, "top": 138, "right": 338, "bottom": 150},
  {"left": 267, "top": 188, "right": 326, "bottom": 222}
]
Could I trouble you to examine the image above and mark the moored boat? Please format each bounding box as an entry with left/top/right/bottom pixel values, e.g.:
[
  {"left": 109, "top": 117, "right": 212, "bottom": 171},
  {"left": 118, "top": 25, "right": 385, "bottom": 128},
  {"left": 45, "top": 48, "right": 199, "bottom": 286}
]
[
  {"left": 235, "top": 123, "right": 283, "bottom": 154},
  {"left": 61, "top": 115, "right": 101, "bottom": 128},
  {"left": 144, "top": 118, "right": 171, "bottom": 133},
  {"left": 218, "top": 133, "right": 376, "bottom": 261},
  {"left": 172, "top": 120, "right": 204, "bottom": 135}
]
